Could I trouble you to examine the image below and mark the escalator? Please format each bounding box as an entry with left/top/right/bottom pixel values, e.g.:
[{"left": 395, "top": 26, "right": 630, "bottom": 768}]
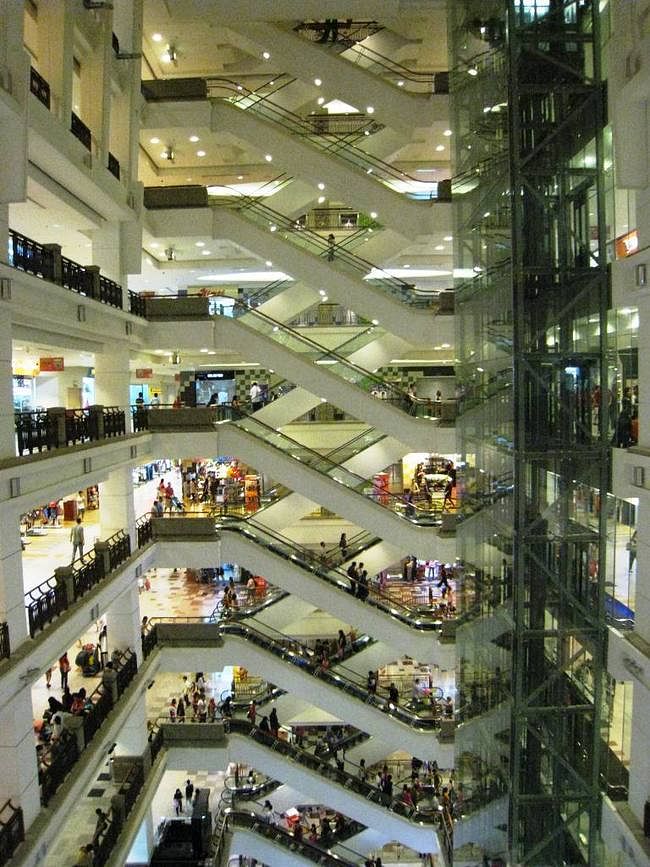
[
  {"left": 210, "top": 200, "right": 443, "bottom": 345},
  {"left": 147, "top": 618, "right": 455, "bottom": 758},
  {"left": 229, "top": 20, "right": 447, "bottom": 131},
  {"left": 207, "top": 299, "right": 455, "bottom": 449},
  {"left": 156, "top": 718, "right": 449, "bottom": 854}
]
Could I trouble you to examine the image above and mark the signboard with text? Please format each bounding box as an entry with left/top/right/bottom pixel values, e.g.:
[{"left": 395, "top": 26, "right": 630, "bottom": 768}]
[
  {"left": 39, "top": 357, "right": 64, "bottom": 372},
  {"left": 135, "top": 368, "right": 153, "bottom": 379}
]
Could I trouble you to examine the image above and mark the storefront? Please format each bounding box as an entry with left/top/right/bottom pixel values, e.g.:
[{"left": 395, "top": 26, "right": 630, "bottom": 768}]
[{"left": 180, "top": 458, "right": 263, "bottom": 514}]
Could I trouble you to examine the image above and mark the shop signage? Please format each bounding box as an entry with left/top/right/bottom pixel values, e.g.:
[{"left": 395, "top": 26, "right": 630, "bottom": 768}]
[
  {"left": 39, "top": 357, "right": 64, "bottom": 372},
  {"left": 135, "top": 368, "right": 153, "bottom": 379},
  {"left": 615, "top": 229, "right": 639, "bottom": 259}
]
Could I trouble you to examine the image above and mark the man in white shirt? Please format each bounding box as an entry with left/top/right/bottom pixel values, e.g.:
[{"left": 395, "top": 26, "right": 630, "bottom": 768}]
[{"left": 250, "top": 381, "right": 263, "bottom": 412}]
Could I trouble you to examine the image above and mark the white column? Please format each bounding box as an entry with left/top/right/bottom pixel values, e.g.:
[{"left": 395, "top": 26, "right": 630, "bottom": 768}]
[
  {"left": 90, "top": 221, "right": 122, "bottom": 284},
  {"left": 0, "top": 312, "right": 14, "bottom": 460},
  {"left": 0, "top": 688, "right": 41, "bottom": 829},
  {"left": 0, "top": 520, "right": 28, "bottom": 650},
  {"left": 105, "top": 582, "right": 141, "bottom": 663},
  {"left": 114, "top": 691, "right": 148, "bottom": 756},
  {"left": 94, "top": 343, "right": 132, "bottom": 431},
  {"left": 99, "top": 465, "right": 136, "bottom": 548}
]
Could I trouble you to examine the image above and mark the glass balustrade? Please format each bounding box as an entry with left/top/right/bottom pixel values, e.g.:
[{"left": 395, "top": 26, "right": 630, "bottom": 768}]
[
  {"left": 223, "top": 412, "right": 443, "bottom": 525},
  {"left": 212, "top": 296, "right": 439, "bottom": 414}
]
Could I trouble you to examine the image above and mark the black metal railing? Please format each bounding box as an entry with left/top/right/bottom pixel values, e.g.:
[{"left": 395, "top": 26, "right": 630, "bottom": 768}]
[
  {"left": 91, "top": 760, "right": 144, "bottom": 867},
  {"left": 136, "top": 514, "right": 153, "bottom": 548},
  {"left": 0, "top": 800, "right": 24, "bottom": 866},
  {"left": 26, "top": 576, "right": 68, "bottom": 639},
  {"left": 8, "top": 228, "right": 124, "bottom": 311},
  {"left": 70, "top": 111, "right": 92, "bottom": 150},
  {"left": 14, "top": 410, "right": 58, "bottom": 455},
  {"left": 29, "top": 66, "right": 50, "bottom": 109},
  {"left": 129, "top": 290, "right": 147, "bottom": 318},
  {"left": 107, "top": 529, "right": 131, "bottom": 571},
  {"left": 38, "top": 649, "right": 138, "bottom": 805},
  {"left": 107, "top": 152, "right": 120, "bottom": 180},
  {"left": 9, "top": 230, "right": 55, "bottom": 280},
  {"left": 131, "top": 404, "right": 150, "bottom": 432},
  {"left": 0, "top": 623, "right": 8, "bottom": 661},
  {"left": 99, "top": 275, "right": 123, "bottom": 308},
  {"left": 25, "top": 524, "right": 143, "bottom": 639},
  {"left": 15, "top": 405, "right": 127, "bottom": 457}
]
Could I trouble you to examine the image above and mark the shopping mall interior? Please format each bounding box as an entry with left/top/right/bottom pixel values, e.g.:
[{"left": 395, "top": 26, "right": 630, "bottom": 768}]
[{"left": 0, "top": 1, "right": 649, "bottom": 866}]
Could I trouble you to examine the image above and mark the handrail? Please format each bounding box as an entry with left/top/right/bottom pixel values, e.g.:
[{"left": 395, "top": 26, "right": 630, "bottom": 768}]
[
  {"left": 38, "top": 649, "right": 138, "bottom": 804},
  {"left": 210, "top": 295, "right": 442, "bottom": 411},
  {"left": 14, "top": 405, "right": 128, "bottom": 457},
  {"left": 146, "top": 617, "right": 446, "bottom": 731},
  {"left": 214, "top": 192, "right": 438, "bottom": 307},
  {"left": 0, "top": 799, "right": 24, "bottom": 865}
]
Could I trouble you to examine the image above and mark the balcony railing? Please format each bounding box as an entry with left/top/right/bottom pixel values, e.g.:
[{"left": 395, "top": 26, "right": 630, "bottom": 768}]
[
  {"left": 29, "top": 67, "right": 50, "bottom": 109},
  {"left": 38, "top": 650, "right": 138, "bottom": 805},
  {"left": 0, "top": 800, "right": 24, "bottom": 866},
  {"left": 70, "top": 111, "right": 92, "bottom": 151},
  {"left": 128, "top": 290, "right": 147, "bottom": 318},
  {"left": 8, "top": 229, "right": 123, "bottom": 310},
  {"left": 25, "top": 528, "right": 133, "bottom": 640},
  {"left": 15, "top": 405, "right": 127, "bottom": 456},
  {"left": 0, "top": 623, "right": 8, "bottom": 662}
]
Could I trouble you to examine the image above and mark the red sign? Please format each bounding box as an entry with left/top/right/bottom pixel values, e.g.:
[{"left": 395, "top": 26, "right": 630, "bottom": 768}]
[
  {"left": 615, "top": 229, "right": 639, "bottom": 259},
  {"left": 39, "top": 357, "right": 64, "bottom": 372},
  {"left": 135, "top": 368, "right": 153, "bottom": 379}
]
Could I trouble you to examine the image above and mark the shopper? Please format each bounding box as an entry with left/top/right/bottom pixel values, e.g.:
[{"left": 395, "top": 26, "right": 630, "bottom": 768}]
[
  {"left": 70, "top": 517, "right": 85, "bottom": 562},
  {"left": 101, "top": 661, "right": 119, "bottom": 704},
  {"left": 76, "top": 491, "right": 86, "bottom": 521},
  {"left": 338, "top": 532, "right": 348, "bottom": 557},
  {"left": 269, "top": 707, "right": 279, "bottom": 737},
  {"left": 247, "top": 700, "right": 257, "bottom": 724},
  {"left": 92, "top": 808, "right": 109, "bottom": 844},
  {"left": 185, "top": 778, "right": 194, "bottom": 805},
  {"left": 388, "top": 682, "right": 399, "bottom": 705},
  {"left": 59, "top": 653, "right": 70, "bottom": 690},
  {"left": 250, "top": 381, "right": 263, "bottom": 412},
  {"left": 173, "top": 788, "right": 183, "bottom": 815},
  {"left": 327, "top": 233, "right": 336, "bottom": 261}
]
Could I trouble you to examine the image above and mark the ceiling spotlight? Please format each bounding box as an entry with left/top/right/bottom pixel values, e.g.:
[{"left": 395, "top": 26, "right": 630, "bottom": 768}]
[
  {"left": 189, "top": 135, "right": 199, "bottom": 142},
  {"left": 317, "top": 97, "right": 325, "bottom": 106},
  {"left": 467, "top": 67, "right": 478, "bottom": 76},
  {"left": 149, "top": 136, "right": 160, "bottom": 144},
  {"left": 435, "top": 244, "right": 444, "bottom": 250},
  {"left": 262, "top": 51, "right": 271, "bottom": 60},
  {"left": 397, "top": 80, "right": 404, "bottom": 87},
  {"left": 443, "top": 129, "right": 452, "bottom": 136},
  {"left": 366, "top": 106, "right": 375, "bottom": 114},
  {"left": 265, "top": 260, "right": 273, "bottom": 267},
  {"left": 317, "top": 182, "right": 325, "bottom": 190},
  {"left": 237, "top": 175, "right": 244, "bottom": 180},
  {"left": 435, "top": 144, "right": 445, "bottom": 152},
  {"left": 318, "top": 196, "right": 325, "bottom": 204},
  {"left": 314, "top": 78, "right": 322, "bottom": 86},
  {"left": 195, "top": 241, "right": 205, "bottom": 247},
  {"left": 444, "top": 235, "right": 453, "bottom": 241},
  {"left": 196, "top": 150, "right": 206, "bottom": 157},
  {"left": 164, "top": 247, "right": 176, "bottom": 261},
  {"left": 264, "top": 154, "right": 273, "bottom": 162},
  {"left": 370, "top": 211, "right": 377, "bottom": 219},
  {"left": 152, "top": 33, "right": 163, "bottom": 43}
]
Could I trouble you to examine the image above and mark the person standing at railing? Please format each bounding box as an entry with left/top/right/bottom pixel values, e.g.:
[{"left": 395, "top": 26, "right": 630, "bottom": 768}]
[
  {"left": 101, "top": 661, "right": 118, "bottom": 705},
  {"left": 70, "top": 517, "right": 84, "bottom": 562},
  {"left": 327, "top": 233, "right": 336, "bottom": 261},
  {"left": 59, "top": 653, "right": 70, "bottom": 689}
]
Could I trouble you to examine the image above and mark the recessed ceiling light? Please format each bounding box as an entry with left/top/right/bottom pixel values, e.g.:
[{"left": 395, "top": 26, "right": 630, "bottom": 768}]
[
  {"left": 443, "top": 129, "right": 452, "bottom": 136},
  {"left": 51, "top": 223, "right": 61, "bottom": 228},
  {"left": 195, "top": 241, "right": 205, "bottom": 247},
  {"left": 366, "top": 106, "right": 374, "bottom": 114},
  {"left": 264, "top": 154, "right": 273, "bottom": 162},
  {"left": 318, "top": 196, "right": 325, "bottom": 204},
  {"left": 317, "top": 182, "right": 325, "bottom": 190},
  {"left": 189, "top": 135, "right": 199, "bottom": 142},
  {"left": 403, "top": 264, "right": 410, "bottom": 268},
  {"left": 435, "top": 244, "right": 444, "bottom": 251},
  {"left": 270, "top": 225, "right": 277, "bottom": 232},
  {"left": 435, "top": 144, "right": 445, "bottom": 152},
  {"left": 319, "top": 290, "right": 326, "bottom": 296},
  {"left": 202, "top": 250, "right": 211, "bottom": 255},
  {"left": 317, "top": 97, "right": 325, "bottom": 106},
  {"left": 441, "top": 343, "right": 451, "bottom": 349},
  {"left": 372, "top": 319, "right": 379, "bottom": 325},
  {"left": 262, "top": 51, "right": 270, "bottom": 60},
  {"left": 444, "top": 235, "right": 453, "bottom": 241},
  {"left": 150, "top": 242, "right": 160, "bottom": 248},
  {"left": 154, "top": 349, "right": 165, "bottom": 354},
  {"left": 237, "top": 175, "right": 244, "bottom": 180},
  {"left": 152, "top": 33, "right": 163, "bottom": 42},
  {"left": 397, "top": 80, "right": 404, "bottom": 87},
  {"left": 314, "top": 78, "right": 322, "bottom": 86},
  {"left": 265, "top": 260, "right": 273, "bottom": 267},
  {"left": 208, "top": 351, "right": 216, "bottom": 355},
  {"left": 200, "top": 348, "right": 209, "bottom": 353},
  {"left": 150, "top": 137, "right": 160, "bottom": 144},
  {"left": 370, "top": 211, "right": 377, "bottom": 219},
  {"left": 196, "top": 150, "right": 206, "bottom": 157}
]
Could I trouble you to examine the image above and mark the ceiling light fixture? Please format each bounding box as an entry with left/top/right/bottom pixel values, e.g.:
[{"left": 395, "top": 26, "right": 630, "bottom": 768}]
[
  {"left": 152, "top": 33, "right": 163, "bottom": 42},
  {"left": 443, "top": 129, "right": 452, "bottom": 136},
  {"left": 317, "top": 97, "right": 325, "bottom": 106},
  {"left": 195, "top": 241, "right": 205, "bottom": 247},
  {"left": 435, "top": 144, "right": 445, "bottom": 152},
  {"left": 196, "top": 150, "right": 206, "bottom": 157},
  {"left": 314, "top": 78, "right": 322, "bottom": 86},
  {"left": 150, "top": 136, "right": 160, "bottom": 144},
  {"left": 366, "top": 106, "right": 375, "bottom": 114},
  {"left": 264, "top": 154, "right": 273, "bottom": 162},
  {"left": 317, "top": 182, "right": 325, "bottom": 190},
  {"left": 262, "top": 51, "right": 271, "bottom": 60},
  {"left": 189, "top": 135, "right": 199, "bottom": 142}
]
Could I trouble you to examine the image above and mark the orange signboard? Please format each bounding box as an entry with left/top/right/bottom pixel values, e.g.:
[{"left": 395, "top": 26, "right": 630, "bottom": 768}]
[
  {"left": 135, "top": 368, "right": 153, "bottom": 379},
  {"left": 615, "top": 229, "right": 639, "bottom": 259},
  {"left": 39, "top": 357, "right": 64, "bottom": 372}
]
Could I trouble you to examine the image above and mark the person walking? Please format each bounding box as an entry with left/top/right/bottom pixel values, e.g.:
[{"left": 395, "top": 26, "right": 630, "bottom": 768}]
[
  {"left": 173, "top": 788, "right": 183, "bottom": 815},
  {"left": 92, "top": 808, "right": 109, "bottom": 844},
  {"left": 185, "top": 779, "right": 194, "bottom": 808},
  {"left": 338, "top": 532, "right": 348, "bottom": 558},
  {"left": 70, "top": 518, "right": 84, "bottom": 562},
  {"left": 250, "top": 381, "right": 264, "bottom": 412},
  {"left": 327, "top": 233, "right": 336, "bottom": 261},
  {"left": 76, "top": 491, "right": 86, "bottom": 521},
  {"left": 59, "top": 653, "right": 70, "bottom": 690}
]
